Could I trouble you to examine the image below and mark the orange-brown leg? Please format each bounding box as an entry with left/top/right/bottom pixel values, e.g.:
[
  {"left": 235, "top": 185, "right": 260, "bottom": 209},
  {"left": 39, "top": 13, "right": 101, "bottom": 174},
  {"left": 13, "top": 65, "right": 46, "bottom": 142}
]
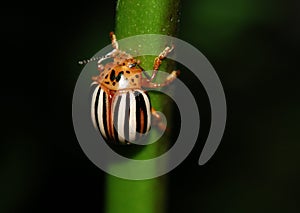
[
  {"left": 95, "top": 32, "right": 119, "bottom": 71},
  {"left": 97, "top": 64, "right": 104, "bottom": 72},
  {"left": 149, "top": 46, "right": 174, "bottom": 82},
  {"left": 110, "top": 32, "right": 118, "bottom": 50},
  {"left": 142, "top": 70, "right": 180, "bottom": 88},
  {"left": 151, "top": 107, "right": 167, "bottom": 132}
]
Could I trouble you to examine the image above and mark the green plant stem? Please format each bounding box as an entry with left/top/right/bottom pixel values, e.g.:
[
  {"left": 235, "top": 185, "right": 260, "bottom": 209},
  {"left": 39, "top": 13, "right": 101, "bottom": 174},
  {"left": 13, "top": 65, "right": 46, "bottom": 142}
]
[{"left": 106, "top": 1, "right": 181, "bottom": 213}]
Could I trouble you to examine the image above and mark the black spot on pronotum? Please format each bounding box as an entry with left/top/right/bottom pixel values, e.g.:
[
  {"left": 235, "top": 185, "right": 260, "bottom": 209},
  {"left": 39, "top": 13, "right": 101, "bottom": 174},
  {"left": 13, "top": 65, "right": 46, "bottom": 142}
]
[
  {"left": 123, "top": 63, "right": 125, "bottom": 66},
  {"left": 135, "top": 74, "right": 139, "bottom": 78},
  {"left": 115, "top": 71, "right": 124, "bottom": 82},
  {"left": 105, "top": 74, "right": 108, "bottom": 79},
  {"left": 110, "top": 70, "right": 116, "bottom": 81},
  {"left": 126, "top": 71, "right": 130, "bottom": 74},
  {"left": 105, "top": 81, "right": 110, "bottom": 84},
  {"left": 112, "top": 82, "right": 116, "bottom": 86}
]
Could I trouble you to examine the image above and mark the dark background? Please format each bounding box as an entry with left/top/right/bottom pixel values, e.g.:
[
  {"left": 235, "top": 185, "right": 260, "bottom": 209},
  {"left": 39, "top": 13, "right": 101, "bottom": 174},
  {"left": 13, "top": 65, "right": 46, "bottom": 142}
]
[{"left": 1, "top": 0, "right": 299, "bottom": 212}]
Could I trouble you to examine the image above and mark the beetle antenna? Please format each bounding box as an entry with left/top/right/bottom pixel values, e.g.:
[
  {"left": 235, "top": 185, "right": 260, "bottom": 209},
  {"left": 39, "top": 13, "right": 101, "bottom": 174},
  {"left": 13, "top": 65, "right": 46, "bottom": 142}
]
[
  {"left": 78, "top": 56, "right": 102, "bottom": 65},
  {"left": 78, "top": 49, "right": 118, "bottom": 65}
]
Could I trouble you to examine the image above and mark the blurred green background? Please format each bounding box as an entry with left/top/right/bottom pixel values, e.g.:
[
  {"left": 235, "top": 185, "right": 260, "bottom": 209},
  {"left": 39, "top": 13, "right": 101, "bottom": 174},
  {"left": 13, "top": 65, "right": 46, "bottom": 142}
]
[{"left": 1, "top": 0, "right": 299, "bottom": 212}]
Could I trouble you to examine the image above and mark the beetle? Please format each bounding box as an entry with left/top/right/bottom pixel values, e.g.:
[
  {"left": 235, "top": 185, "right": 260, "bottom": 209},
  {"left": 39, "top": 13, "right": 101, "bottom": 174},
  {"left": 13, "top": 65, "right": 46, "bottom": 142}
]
[{"left": 79, "top": 32, "right": 179, "bottom": 144}]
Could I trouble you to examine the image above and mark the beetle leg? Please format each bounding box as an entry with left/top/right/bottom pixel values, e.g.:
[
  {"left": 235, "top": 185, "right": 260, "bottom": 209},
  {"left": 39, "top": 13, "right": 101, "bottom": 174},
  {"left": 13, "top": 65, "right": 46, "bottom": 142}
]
[
  {"left": 110, "top": 32, "right": 119, "bottom": 50},
  {"left": 151, "top": 107, "right": 167, "bottom": 132},
  {"left": 137, "top": 64, "right": 152, "bottom": 80},
  {"left": 149, "top": 45, "right": 174, "bottom": 82},
  {"left": 142, "top": 70, "right": 180, "bottom": 88},
  {"left": 90, "top": 32, "right": 119, "bottom": 66},
  {"left": 97, "top": 63, "right": 104, "bottom": 72}
]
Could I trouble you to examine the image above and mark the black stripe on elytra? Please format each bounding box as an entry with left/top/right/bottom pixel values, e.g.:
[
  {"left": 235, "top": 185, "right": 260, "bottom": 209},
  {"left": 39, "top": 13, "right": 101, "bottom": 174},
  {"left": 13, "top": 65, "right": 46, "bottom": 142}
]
[
  {"left": 124, "top": 92, "right": 130, "bottom": 142},
  {"left": 94, "top": 87, "right": 101, "bottom": 132},
  {"left": 139, "top": 93, "right": 148, "bottom": 133},
  {"left": 134, "top": 91, "right": 142, "bottom": 133},
  {"left": 102, "top": 89, "right": 110, "bottom": 140},
  {"left": 113, "top": 96, "right": 122, "bottom": 143}
]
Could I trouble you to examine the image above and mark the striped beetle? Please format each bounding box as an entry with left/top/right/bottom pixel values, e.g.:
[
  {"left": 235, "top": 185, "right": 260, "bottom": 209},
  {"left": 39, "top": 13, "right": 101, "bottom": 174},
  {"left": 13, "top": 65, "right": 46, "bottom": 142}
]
[{"left": 79, "top": 32, "right": 179, "bottom": 144}]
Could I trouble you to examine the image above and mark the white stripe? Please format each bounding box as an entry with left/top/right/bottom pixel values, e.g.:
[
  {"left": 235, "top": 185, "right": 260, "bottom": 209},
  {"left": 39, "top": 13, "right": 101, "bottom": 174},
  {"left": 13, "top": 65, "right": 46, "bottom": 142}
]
[
  {"left": 91, "top": 86, "right": 99, "bottom": 130},
  {"left": 98, "top": 89, "right": 107, "bottom": 139},
  {"left": 141, "top": 91, "right": 151, "bottom": 133},
  {"left": 111, "top": 95, "right": 118, "bottom": 140},
  {"left": 90, "top": 82, "right": 98, "bottom": 86},
  {"left": 117, "top": 93, "right": 127, "bottom": 142},
  {"left": 129, "top": 92, "right": 137, "bottom": 142}
]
